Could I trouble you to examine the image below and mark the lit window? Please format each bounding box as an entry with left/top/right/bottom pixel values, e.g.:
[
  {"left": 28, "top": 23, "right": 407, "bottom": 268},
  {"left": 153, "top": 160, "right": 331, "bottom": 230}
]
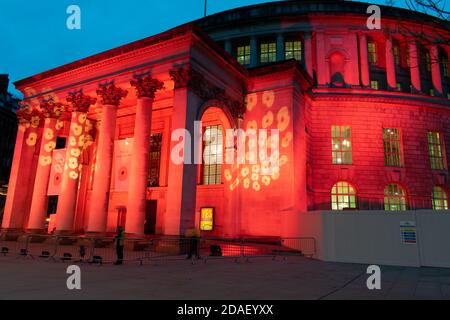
[
  {"left": 331, "top": 181, "right": 357, "bottom": 210},
  {"left": 384, "top": 184, "right": 407, "bottom": 211},
  {"left": 393, "top": 45, "right": 400, "bottom": 66},
  {"left": 428, "top": 131, "right": 446, "bottom": 170},
  {"left": 148, "top": 133, "right": 162, "bottom": 187},
  {"left": 200, "top": 207, "right": 214, "bottom": 231},
  {"left": 396, "top": 83, "right": 402, "bottom": 91},
  {"left": 331, "top": 125, "right": 352, "bottom": 165},
  {"left": 383, "top": 128, "right": 402, "bottom": 167},
  {"left": 370, "top": 80, "right": 379, "bottom": 90},
  {"left": 432, "top": 186, "right": 448, "bottom": 210},
  {"left": 368, "top": 42, "right": 377, "bottom": 64},
  {"left": 236, "top": 45, "right": 251, "bottom": 66},
  {"left": 430, "top": 89, "right": 435, "bottom": 97},
  {"left": 260, "top": 42, "right": 277, "bottom": 63},
  {"left": 285, "top": 40, "right": 302, "bottom": 61},
  {"left": 203, "top": 125, "right": 223, "bottom": 185}
]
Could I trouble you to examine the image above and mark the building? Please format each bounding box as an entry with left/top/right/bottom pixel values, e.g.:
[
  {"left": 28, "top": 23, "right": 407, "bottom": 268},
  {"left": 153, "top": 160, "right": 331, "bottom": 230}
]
[
  {"left": 0, "top": 75, "right": 19, "bottom": 221},
  {"left": 2, "top": 1, "right": 450, "bottom": 266}
]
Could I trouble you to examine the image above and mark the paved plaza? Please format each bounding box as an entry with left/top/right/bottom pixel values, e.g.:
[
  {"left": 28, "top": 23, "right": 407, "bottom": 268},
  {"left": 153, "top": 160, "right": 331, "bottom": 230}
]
[{"left": 0, "top": 255, "right": 449, "bottom": 300}]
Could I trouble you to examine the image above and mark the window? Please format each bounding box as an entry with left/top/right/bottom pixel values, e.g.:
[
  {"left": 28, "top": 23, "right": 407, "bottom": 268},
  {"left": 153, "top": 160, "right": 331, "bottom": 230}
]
[
  {"left": 285, "top": 40, "right": 302, "bottom": 61},
  {"left": 428, "top": 131, "right": 446, "bottom": 170},
  {"left": 393, "top": 45, "right": 400, "bottom": 66},
  {"left": 443, "top": 56, "right": 449, "bottom": 77},
  {"left": 200, "top": 207, "right": 214, "bottom": 231},
  {"left": 147, "top": 133, "right": 162, "bottom": 187},
  {"left": 55, "top": 137, "right": 66, "bottom": 149},
  {"left": 432, "top": 186, "right": 448, "bottom": 210},
  {"left": 236, "top": 44, "right": 251, "bottom": 66},
  {"left": 430, "top": 89, "right": 435, "bottom": 97},
  {"left": 203, "top": 125, "right": 223, "bottom": 185},
  {"left": 383, "top": 128, "right": 402, "bottom": 167},
  {"left": 368, "top": 42, "right": 377, "bottom": 64},
  {"left": 331, "top": 182, "right": 357, "bottom": 210},
  {"left": 331, "top": 125, "right": 352, "bottom": 165},
  {"left": 384, "top": 184, "right": 407, "bottom": 211},
  {"left": 260, "top": 41, "right": 277, "bottom": 63},
  {"left": 425, "top": 51, "right": 431, "bottom": 72},
  {"left": 370, "top": 80, "right": 379, "bottom": 90},
  {"left": 396, "top": 83, "right": 402, "bottom": 91}
]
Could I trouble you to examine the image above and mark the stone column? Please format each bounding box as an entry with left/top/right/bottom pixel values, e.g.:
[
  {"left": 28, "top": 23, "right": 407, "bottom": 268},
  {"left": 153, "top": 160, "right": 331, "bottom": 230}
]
[
  {"left": 409, "top": 40, "right": 421, "bottom": 93},
  {"left": 27, "top": 101, "right": 64, "bottom": 231},
  {"left": 430, "top": 45, "right": 443, "bottom": 95},
  {"left": 87, "top": 84, "right": 128, "bottom": 233},
  {"left": 276, "top": 33, "right": 284, "bottom": 61},
  {"left": 385, "top": 35, "right": 397, "bottom": 90},
  {"left": 1, "top": 105, "right": 40, "bottom": 231},
  {"left": 55, "top": 92, "right": 96, "bottom": 233},
  {"left": 358, "top": 33, "right": 370, "bottom": 87},
  {"left": 303, "top": 32, "right": 313, "bottom": 78},
  {"left": 165, "top": 65, "right": 203, "bottom": 236},
  {"left": 125, "top": 76, "right": 164, "bottom": 235}
]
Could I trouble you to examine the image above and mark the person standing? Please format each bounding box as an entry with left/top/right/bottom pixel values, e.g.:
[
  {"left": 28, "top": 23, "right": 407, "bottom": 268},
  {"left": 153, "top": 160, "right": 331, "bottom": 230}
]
[
  {"left": 114, "top": 226, "right": 125, "bottom": 265},
  {"left": 186, "top": 228, "right": 201, "bottom": 260}
]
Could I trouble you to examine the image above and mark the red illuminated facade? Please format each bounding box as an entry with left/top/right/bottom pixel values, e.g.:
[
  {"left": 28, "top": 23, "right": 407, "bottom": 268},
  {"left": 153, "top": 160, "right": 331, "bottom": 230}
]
[{"left": 2, "top": 1, "right": 450, "bottom": 238}]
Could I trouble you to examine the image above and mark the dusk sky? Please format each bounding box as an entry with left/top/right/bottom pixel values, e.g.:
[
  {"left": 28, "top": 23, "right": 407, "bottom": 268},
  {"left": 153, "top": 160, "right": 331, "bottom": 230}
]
[{"left": 0, "top": 0, "right": 447, "bottom": 97}]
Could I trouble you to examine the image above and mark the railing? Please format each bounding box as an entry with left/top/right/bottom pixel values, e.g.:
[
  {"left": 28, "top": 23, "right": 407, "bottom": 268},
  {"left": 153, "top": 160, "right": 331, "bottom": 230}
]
[{"left": 0, "top": 233, "right": 316, "bottom": 264}]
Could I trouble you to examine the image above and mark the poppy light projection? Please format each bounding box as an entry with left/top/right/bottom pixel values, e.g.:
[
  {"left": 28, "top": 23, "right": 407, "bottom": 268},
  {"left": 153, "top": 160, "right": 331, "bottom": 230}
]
[{"left": 224, "top": 90, "right": 292, "bottom": 192}]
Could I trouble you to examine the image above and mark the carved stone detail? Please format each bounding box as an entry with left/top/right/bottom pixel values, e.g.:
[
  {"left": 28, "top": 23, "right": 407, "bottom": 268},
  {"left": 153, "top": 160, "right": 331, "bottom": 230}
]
[
  {"left": 130, "top": 76, "right": 164, "bottom": 99},
  {"left": 39, "top": 98, "right": 66, "bottom": 119},
  {"left": 96, "top": 84, "right": 128, "bottom": 106},
  {"left": 66, "top": 91, "right": 97, "bottom": 113}
]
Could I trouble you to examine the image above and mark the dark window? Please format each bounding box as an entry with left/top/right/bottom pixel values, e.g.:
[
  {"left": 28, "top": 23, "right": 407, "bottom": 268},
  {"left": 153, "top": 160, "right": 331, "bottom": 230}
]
[
  {"left": 148, "top": 133, "right": 162, "bottom": 187},
  {"left": 55, "top": 137, "right": 66, "bottom": 149}
]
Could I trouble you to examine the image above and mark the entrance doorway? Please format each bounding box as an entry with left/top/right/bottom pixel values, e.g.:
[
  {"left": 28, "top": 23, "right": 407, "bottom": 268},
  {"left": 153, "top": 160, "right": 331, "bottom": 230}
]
[{"left": 144, "top": 200, "right": 157, "bottom": 235}]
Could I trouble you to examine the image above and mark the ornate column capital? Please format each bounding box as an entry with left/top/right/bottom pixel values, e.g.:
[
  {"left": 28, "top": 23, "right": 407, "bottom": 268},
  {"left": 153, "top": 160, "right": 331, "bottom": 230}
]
[
  {"left": 130, "top": 76, "right": 164, "bottom": 99},
  {"left": 66, "top": 92, "right": 97, "bottom": 113},
  {"left": 16, "top": 103, "right": 42, "bottom": 127},
  {"left": 39, "top": 98, "right": 66, "bottom": 119},
  {"left": 169, "top": 65, "right": 194, "bottom": 89},
  {"left": 96, "top": 84, "right": 128, "bottom": 106}
]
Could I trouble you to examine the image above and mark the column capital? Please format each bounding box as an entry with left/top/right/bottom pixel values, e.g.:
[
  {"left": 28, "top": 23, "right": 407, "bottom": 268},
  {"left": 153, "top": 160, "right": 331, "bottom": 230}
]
[
  {"left": 130, "top": 75, "right": 164, "bottom": 99},
  {"left": 66, "top": 91, "right": 97, "bottom": 113},
  {"left": 169, "top": 65, "right": 223, "bottom": 99},
  {"left": 39, "top": 98, "right": 66, "bottom": 119},
  {"left": 169, "top": 64, "right": 196, "bottom": 89},
  {"left": 96, "top": 84, "right": 128, "bottom": 106},
  {"left": 16, "top": 103, "right": 41, "bottom": 128}
]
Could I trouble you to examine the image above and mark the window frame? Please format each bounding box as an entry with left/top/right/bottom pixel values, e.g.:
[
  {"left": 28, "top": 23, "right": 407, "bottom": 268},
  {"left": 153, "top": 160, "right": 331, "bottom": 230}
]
[
  {"left": 202, "top": 124, "right": 224, "bottom": 185},
  {"left": 236, "top": 43, "right": 251, "bottom": 66},
  {"left": 368, "top": 41, "right": 377, "bottom": 64},
  {"left": 382, "top": 128, "right": 403, "bottom": 167},
  {"left": 284, "top": 39, "right": 302, "bottom": 61},
  {"left": 331, "top": 181, "right": 358, "bottom": 211},
  {"left": 384, "top": 183, "right": 408, "bottom": 211},
  {"left": 427, "top": 131, "right": 447, "bottom": 170},
  {"left": 432, "top": 186, "right": 448, "bottom": 210},
  {"left": 147, "top": 133, "right": 163, "bottom": 187},
  {"left": 331, "top": 125, "right": 353, "bottom": 165},
  {"left": 259, "top": 40, "right": 277, "bottom": 64}
]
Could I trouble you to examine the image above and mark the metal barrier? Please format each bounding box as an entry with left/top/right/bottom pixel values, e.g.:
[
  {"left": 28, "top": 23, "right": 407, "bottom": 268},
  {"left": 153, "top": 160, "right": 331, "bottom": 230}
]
[{"left": 0, "top": 233, "right": 317, "bottom": 264}]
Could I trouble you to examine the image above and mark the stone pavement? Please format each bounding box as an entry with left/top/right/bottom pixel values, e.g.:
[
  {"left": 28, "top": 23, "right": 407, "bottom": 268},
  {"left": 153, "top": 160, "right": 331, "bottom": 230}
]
[{"left": 0, "top": 255, "right": 449, "bottom": 300}]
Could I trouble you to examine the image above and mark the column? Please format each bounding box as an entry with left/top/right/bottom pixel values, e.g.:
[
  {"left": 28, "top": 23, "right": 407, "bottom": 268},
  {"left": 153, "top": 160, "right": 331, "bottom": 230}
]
[
  {"left": 409, "top": 40, "right": 421, "bottom": 92},
  {"left": 165, "top": 65, "right": 202, "bottom": 236},
  {"left": 303, "top": 32, "right": 313, "bottom": 78},
  {"left": 358, "top": 33, "right": 370, "bottom": 87},
  {"left": 55, "top": 92, "right": 96, "bottom": 233},
  {"left": 125, "top": 76, "right": 164, "bottom": 235},
  {"left": 385, "top": 35, "right": 397, "bottom": 90},
  {"left": 430, "top": 45, "right": 443, "bottom": 95},
  {"left": 250, "top": 36, "right": 258, "bottom": 67},
  {"left": 27, "top": 101, "right": 63, "bottom": 231},
  {"left": 1, "top": 106, "right": 40, "bottom": 231},
  {"left": 87, "top": 84, "right": 128, "bottom": 233},
  {"left": 276, "top": 33, "right": 284, "bottom": 61}
]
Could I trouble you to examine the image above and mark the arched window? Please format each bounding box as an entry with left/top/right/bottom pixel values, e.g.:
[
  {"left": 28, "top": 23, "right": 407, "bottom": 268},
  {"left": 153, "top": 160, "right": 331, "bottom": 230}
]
[
  {"left": 202, "top": 125, "right": 223, "bottom": 185},
  {"left": 331, "top": 181, "right": 357, "bottom": 210},
  {"left": 432, "top": 186, "right": 448, "bottom": 210},
  {"left": 384, "top": 184, "right": 407, "bottom": 211}
]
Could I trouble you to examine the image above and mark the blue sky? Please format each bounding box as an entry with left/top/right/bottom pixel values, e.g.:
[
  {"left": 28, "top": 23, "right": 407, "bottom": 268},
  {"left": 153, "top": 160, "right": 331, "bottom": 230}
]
[{"left": 0, "top": 0, "right": 447, "bottom": 97}]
